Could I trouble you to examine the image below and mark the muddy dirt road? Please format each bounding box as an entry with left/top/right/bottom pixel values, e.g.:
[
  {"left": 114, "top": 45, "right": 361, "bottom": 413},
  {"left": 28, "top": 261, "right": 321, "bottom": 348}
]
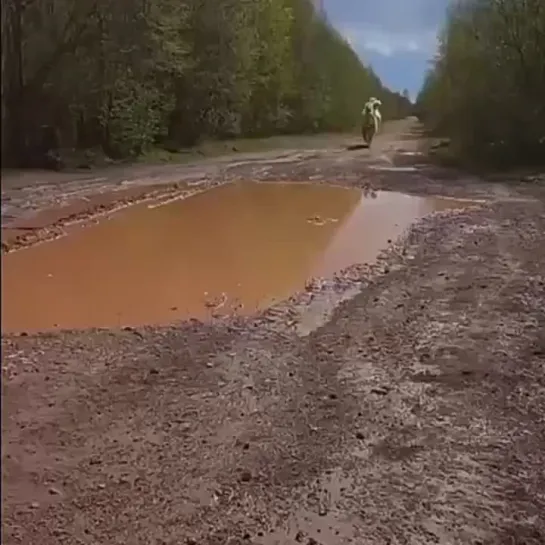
[{"left": 3, "top": 120, "right": 545, "bottom": 544}]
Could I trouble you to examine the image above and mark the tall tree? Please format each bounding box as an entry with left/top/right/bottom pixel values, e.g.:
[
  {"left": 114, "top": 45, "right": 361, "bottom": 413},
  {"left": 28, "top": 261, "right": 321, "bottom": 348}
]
[
  {"left": 1, "top": 0, "right": 412, "bottom": 167},
  {"left": 416, "top": 0, "right": 545, "bottom": 166}
]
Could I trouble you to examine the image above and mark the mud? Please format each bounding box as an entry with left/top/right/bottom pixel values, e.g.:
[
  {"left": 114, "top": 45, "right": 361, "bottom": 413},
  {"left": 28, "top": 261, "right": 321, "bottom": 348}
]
[
  {"left": 2, "top": 181, "right": 467, "bottom": 333},
  {"left": 1, "top": 179, "right": 224, "bottom": 252},
  {"left": 2, "top": 119, "right": 545, "bottom": 545}
]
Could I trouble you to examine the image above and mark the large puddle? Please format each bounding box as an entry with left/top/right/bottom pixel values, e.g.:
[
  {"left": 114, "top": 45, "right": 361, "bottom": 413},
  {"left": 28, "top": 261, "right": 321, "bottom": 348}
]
[{"left": 2, "top": 182, "right": 465, "bottom": 333}]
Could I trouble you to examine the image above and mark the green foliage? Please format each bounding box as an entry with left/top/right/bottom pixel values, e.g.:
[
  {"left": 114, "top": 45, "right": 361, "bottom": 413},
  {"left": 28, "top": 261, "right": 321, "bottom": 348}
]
[
  {"left": 416, "top": 0, "right": 545, "bottom": 167},
  {"left": 100, "top": 77, "right": 173, "bottom": 157},
  {"left": 1, "top": 0, "right": 412, "bottom": 165}
]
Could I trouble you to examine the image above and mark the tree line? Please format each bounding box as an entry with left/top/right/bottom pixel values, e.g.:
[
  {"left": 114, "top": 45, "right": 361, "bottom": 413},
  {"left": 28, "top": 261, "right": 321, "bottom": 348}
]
[
  {"left": 416, "top": 0, "right": 545, "bottom": 167},
  {"left": 1, "top": 0, "right": 412, "bottom": 168}
]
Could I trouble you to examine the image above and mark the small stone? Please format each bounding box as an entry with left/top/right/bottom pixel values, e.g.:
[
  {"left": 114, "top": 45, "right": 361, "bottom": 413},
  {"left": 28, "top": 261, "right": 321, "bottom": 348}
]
[
  {"left": 48, "top": 487, "right": 61, "bottom": 495},
  {"left": 30, "top": 502, "right": 40, "bottom": 509},
  {"left": 123, "top": 326, "right": 144, "bottom": 339},
  {"left": 371, "top": 387, "right": 390, "bottom": 396},
  {"left": 419, "top": 352, "right": 431, "bottom": 363},
  {"left": 239, "top": 470, "right": 252, "bottom": 482},
  {"left": 355, "top": 431, "right": 364, "bottom": 440}
]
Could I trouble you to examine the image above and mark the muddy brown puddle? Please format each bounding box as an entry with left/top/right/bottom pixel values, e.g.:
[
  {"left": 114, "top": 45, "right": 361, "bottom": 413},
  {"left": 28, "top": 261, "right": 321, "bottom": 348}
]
[{"left": 2, "top": 181, "right": 466, "bottom": 333}]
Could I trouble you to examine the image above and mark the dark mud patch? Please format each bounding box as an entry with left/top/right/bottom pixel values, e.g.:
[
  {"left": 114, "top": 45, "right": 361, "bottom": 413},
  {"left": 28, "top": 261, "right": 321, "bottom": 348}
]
[{"left": 346, "top": 143, "right": 368, "bottom": 151}]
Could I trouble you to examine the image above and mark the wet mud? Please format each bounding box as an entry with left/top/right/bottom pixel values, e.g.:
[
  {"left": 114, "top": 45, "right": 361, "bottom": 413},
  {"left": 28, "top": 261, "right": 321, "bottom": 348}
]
[
  {"left": 1, "top": 179, "right": 223, "bottom": 253},
  {"left": 2, "top": 119, "right": 545, "bottom": 545}
]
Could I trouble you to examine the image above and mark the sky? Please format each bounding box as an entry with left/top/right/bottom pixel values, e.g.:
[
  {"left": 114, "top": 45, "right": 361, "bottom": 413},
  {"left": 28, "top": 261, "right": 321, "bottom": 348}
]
[{"left": 323, "top": 0, "right": 450, "bottom": 100}]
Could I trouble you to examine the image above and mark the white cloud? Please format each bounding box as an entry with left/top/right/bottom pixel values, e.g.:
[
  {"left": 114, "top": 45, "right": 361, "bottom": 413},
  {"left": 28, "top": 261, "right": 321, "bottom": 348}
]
[
  {"left": 343, "top": 24, "right": 439, "bottom": 57},
  {"left": 330, "top": 0, "right": 445, "bottom": 57}
]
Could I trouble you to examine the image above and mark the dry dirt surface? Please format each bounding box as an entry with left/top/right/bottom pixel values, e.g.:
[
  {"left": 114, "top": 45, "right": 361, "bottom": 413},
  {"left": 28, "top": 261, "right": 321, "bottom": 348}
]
[{"left": 3, "top": 119, "right": 545, "bottom": 545}]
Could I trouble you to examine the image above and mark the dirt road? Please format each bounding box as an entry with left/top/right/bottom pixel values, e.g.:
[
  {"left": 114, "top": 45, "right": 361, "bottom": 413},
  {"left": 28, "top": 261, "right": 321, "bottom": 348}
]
[{"left": 3, "top": 120, "right": 545, "bottom": 544}]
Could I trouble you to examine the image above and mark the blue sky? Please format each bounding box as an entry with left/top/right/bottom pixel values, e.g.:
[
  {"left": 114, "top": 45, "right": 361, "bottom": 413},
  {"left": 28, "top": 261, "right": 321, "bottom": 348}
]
[{"left": 323, "top": 0, "right": 449, "bottom": 100}]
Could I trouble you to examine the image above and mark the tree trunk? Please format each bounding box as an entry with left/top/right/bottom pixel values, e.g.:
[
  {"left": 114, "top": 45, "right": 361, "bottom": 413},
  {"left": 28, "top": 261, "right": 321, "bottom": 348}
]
[{"left": 1, "top": 0, "right": 25, "bottom": 166}]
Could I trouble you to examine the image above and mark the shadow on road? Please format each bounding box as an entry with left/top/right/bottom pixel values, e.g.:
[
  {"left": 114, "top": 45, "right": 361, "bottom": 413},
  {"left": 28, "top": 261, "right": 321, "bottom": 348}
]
[{"left": 346, "top": 143, "right": 369, "bottom": 151}]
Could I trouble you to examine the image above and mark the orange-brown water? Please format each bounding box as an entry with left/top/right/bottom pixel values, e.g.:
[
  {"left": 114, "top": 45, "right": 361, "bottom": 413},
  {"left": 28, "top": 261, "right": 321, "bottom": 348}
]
[{"left": 1, "top": 182, "right": 466, "bottom": 333}]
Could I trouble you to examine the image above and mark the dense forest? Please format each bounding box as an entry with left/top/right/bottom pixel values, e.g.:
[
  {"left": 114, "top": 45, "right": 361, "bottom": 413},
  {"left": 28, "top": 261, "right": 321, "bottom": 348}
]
[
  {"left": 1, "top": 0, "right": 412, "bottom": 168},
  {"left": 416, "top": 0, "right": 545, "bottom": 167}
]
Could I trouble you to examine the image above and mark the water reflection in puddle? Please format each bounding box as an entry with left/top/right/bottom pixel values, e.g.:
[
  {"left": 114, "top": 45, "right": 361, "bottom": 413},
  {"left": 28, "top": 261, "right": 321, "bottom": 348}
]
[{"left": 2, "top": 181, "right": 466, "bottom": 333}]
